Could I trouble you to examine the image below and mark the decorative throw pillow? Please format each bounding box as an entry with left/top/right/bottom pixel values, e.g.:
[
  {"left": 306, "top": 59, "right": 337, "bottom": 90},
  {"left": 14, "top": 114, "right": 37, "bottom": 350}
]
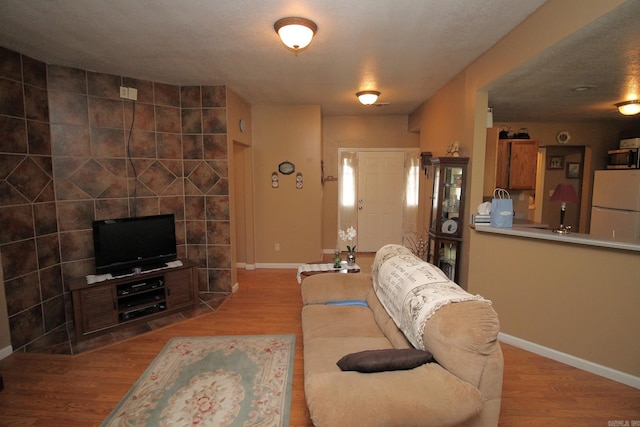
[{"left": 337, "top": 348, "right": 434, "bottom": 373}]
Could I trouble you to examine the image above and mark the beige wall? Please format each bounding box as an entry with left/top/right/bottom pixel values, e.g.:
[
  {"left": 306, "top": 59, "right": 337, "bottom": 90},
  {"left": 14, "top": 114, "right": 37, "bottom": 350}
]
[
  {"left": 252, "top": 105, "right": 323, "bottom": 263},
  {"left": 321, "top": 116, "right": 420, "bottom": 250},
  {"left": 471, "top": 232, "right": 639, "bottom": 375},
  {"left": 416, "top": 0, "right": 638, "bottom": 375}
]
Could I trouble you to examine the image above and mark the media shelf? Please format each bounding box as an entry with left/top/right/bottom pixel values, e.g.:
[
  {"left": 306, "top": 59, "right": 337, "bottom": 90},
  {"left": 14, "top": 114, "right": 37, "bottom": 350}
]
[{"left": 69, "top": 259, "right": 198, "bottom": 342}]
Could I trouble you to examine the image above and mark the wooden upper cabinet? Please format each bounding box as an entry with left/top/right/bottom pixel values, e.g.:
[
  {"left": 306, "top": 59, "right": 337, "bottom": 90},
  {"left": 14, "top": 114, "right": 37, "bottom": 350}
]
[
  {"left": 505, "top": 140, "right": 539, "bottom": 190},
  {"left": 485, "top": 128, "right": 539, "bottom": 192},
  {"left": 495, "top": 140, "right": 511, "bottom": 189}
]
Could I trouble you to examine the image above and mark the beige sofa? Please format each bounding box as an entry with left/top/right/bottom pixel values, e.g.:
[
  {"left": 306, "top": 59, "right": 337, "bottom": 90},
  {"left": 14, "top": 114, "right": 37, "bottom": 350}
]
[{"left": 300, "top": 246, "right": 503, "bottom": 426}]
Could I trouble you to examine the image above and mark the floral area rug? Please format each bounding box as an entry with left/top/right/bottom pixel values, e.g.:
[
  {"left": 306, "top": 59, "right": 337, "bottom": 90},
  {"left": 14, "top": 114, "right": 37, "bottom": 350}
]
[{"left": 102, "top": 335, "right": 295, "bottom": 427}]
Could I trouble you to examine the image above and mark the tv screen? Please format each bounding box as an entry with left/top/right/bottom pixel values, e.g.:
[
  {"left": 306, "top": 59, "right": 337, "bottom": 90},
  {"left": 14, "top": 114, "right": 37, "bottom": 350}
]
[{"left": 93, "top": 214, "right": 177, "bottom": 275}]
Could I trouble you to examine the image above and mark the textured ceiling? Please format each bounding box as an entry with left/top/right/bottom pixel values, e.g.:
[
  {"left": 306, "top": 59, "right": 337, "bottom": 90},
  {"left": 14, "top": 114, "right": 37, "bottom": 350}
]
[
  {"left": 1, "top": 1, "right": 637, "bottom": 122},
  {"left": 486, "top": 0, "right": 640, "bottom": 123},
  {"left": 0, "top": 0, "right": 547, "bottom": 116}
]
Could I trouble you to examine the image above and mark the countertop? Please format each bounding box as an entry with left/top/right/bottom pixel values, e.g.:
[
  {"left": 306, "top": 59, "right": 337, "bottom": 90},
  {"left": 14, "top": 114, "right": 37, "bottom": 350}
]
[{"left": 472, "top": 224, "right": 640, "bottom": 252}]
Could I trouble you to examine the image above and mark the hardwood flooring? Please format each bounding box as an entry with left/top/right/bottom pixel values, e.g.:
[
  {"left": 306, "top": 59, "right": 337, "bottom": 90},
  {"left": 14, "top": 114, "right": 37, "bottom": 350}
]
[{"left": 0, "top": 265, "right": 638, "bottom": 426}]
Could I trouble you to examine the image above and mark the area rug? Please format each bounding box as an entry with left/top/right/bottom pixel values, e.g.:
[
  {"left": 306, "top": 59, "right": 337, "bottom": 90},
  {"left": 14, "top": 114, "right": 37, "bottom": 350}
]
[{"left": 102, "top": 335, "right": 296, "bottom": 427}]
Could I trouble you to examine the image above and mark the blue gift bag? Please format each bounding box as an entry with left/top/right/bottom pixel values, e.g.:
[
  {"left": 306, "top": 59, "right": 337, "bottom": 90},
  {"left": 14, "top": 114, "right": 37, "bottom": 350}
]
[{"left": 490, "top": 188, "right": 513, "bottom": 228}]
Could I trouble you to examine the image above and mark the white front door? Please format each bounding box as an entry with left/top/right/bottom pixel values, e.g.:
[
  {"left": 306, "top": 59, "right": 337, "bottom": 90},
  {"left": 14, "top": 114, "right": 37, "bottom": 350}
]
[{"left": 357, "top": 151, "right": 406, "bottom": 252}]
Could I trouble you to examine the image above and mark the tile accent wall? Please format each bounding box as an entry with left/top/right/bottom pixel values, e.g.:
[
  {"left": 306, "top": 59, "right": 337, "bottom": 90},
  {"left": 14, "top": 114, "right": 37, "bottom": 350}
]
[{"left": 0, "top": 46, "right": 231, "bottom": 353}]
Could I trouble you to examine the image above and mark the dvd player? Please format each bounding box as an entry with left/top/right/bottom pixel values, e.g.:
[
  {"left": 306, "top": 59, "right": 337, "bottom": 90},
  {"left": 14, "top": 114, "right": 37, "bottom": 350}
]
[{"left": 117, "top": 278, "right": 163, "bottom": 296}]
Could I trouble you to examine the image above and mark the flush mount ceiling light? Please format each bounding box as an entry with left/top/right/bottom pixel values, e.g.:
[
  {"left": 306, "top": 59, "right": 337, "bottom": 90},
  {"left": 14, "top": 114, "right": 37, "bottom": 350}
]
[
  {"left": 274, "top": 17, "right": 317, "bottom": 51},
  {"left": 615, "top": 99, "right": 640, "bottom": 116},
  {"left": 356, "top": 90, "right": 381, "bottom": 105}
]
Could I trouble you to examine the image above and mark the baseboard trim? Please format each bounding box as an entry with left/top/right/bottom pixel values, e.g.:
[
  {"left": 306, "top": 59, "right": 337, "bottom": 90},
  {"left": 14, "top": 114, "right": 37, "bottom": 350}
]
[
  {"left": 499, "top": 333, "right": 639, "bottom": 389},
  {"left": 0, "top": 345, "right": 13, "bottom": 360},
  {"left": 255, "top": 263, "right": 299, "bottom": 269},
  {"left": 236, "top": 263, "right": 256, "bottom": 271}
]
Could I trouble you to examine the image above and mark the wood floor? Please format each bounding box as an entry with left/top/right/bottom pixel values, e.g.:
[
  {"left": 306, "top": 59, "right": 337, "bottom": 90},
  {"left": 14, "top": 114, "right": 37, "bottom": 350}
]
[{"left": 0, "top": 267, "right": 638, "bottom": 426}]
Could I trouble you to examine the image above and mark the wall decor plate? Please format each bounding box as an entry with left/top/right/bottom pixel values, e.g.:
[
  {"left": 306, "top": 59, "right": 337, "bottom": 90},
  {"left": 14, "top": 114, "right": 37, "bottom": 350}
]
[
  {"left": 556, "top": 131, "right": 571, "bottom": 144},
  {"left": 278, "top": 161, "right": 295, "bottom": 175}
]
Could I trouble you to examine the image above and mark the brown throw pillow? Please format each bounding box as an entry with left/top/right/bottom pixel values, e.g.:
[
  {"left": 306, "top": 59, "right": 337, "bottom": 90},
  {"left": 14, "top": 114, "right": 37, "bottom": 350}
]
[{"left": 337, "top": 348, "right": 434, "bottom": 373}]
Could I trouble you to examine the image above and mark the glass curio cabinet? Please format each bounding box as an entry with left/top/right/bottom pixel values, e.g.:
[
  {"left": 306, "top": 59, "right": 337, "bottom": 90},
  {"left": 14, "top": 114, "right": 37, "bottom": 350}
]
[{"left": 427, "top": 157, "right": 468, "bottom": 283}]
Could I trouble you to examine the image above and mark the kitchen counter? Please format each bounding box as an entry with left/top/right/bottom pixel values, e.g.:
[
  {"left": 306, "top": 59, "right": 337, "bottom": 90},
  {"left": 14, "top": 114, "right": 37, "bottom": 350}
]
[
  {"left": 512, "top": 219, "right": 548, "bottom": 228},
  {"left": 471, "top": 224, "right": 640, "bottom": 252}
]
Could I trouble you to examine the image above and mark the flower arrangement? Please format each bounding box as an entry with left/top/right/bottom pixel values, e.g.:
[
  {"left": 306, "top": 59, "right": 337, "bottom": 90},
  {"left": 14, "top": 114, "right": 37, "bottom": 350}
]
[
  {"left": 338, "top": 226, "right": 357, "bottom": 254},
  {"left": 404, "top": 232, "right": 427, "bottom": 260}
]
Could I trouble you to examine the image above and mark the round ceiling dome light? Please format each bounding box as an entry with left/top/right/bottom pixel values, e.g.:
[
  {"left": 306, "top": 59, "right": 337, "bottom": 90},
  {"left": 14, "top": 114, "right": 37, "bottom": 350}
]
[
  {"left": 274, "top": 17, "right": 317, "bottom": 51},
  {"left": 356, "top": 90, "right": 381, "bottom": 105},
  {"left": 615, "top": 99, "right": 640, "bottom": 116}
]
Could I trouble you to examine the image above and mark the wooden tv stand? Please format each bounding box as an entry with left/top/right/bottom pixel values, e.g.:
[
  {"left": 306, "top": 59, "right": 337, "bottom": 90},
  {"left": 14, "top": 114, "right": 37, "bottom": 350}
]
[{"left": 69, "top": 259, "right": 198, "bottom": 342}]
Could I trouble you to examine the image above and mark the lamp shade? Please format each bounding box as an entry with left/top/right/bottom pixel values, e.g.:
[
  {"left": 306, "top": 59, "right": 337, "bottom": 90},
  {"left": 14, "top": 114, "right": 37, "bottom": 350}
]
[
  {"left": 550, "top": 183, "right": 579, "bottom": 203},
  {"left": 274, "top": 17, "right": 317, "bottom": 50},
  {"left": 356, "top": 90, "right": 380, "bottom": 105},
  {"left": 615, "top": 100, "right": 640, "bottom": 116}
]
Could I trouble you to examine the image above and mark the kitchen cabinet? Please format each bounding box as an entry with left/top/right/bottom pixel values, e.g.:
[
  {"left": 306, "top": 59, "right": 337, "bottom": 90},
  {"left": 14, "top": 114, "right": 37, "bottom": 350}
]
[
  {"left": 485, "top": 129, "right": 539, "bottom": 193},
  {"left": 427, "top": 157, "right": 468, "bottom": 283}
]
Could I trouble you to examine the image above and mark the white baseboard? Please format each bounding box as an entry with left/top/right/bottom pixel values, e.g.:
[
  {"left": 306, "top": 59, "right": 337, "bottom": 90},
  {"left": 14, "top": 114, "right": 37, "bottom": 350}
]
[
  {"left": 0, "top": 344, "right": 13, "bottom": 360},
  {"left": 236, "top": 263, "right": 256, "bottom": 271},
  {"left": 499, "top": 333, "right": 639, "bottom": 389},
  {"left": 255, "top": 263, "right": 300, "bottom": 269}
]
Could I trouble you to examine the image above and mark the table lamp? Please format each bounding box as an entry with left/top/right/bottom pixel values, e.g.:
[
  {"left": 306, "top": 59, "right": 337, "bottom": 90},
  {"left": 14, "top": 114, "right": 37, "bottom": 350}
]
[{"left": 550, "top": 183, "right": 579, "bottom": 234}]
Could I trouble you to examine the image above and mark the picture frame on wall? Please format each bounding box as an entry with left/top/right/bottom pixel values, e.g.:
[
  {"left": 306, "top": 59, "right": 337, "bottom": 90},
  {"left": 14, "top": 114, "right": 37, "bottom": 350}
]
[
  {"left": 547, "top": 156, "right": 564, "bottom": 169},
  {"left": 566, "top": 162, "right": 580, "bottom": 179}
]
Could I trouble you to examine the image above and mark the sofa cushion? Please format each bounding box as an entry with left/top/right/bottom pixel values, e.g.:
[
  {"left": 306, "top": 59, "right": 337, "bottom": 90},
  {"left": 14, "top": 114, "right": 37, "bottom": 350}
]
[
  {"left": 337, "top": 348, "right": 434, "bottom": 373},
  {"left": 301, "top": 304, "right": 386, "bottom": 340},
  {"left": 305, "top": 361, "right": 485, "bottom": 427}
]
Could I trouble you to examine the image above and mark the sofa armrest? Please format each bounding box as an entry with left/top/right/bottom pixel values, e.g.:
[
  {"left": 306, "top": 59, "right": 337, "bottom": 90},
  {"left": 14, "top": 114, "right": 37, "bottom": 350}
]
[
  {"left": 423, "top": 300, "right": 504, "bottom": 427},
  {"left": 301, "top": 273, "right": 373, "bottom": 305}
]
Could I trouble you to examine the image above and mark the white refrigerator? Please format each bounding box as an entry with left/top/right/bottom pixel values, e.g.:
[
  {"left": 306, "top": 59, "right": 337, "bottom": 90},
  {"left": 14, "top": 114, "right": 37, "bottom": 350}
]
[{"left": 590, "top": 170, "right": 640, "bottom": 241}]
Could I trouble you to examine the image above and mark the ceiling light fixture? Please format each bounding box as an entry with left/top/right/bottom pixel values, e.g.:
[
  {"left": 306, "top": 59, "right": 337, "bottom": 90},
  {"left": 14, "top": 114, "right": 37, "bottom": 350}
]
[
  {"left": 615, "top": 99, "right": 640, "bottom": 116},
  {"left": 274, "top": 17, "right": 317, "bottom": 51},
  {"left": 356, "top": 90, "right": 380, "bottom": 105}
]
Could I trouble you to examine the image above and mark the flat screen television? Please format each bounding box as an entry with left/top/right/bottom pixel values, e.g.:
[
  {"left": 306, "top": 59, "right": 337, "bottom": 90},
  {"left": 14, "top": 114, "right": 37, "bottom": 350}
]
[{"left": 93, "top": 214, "right": 177, "bottom": 275}]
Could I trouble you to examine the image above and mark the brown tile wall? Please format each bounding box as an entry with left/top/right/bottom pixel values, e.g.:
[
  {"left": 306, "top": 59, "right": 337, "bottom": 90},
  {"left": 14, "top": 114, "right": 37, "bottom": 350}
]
[{"left": 0, "top": 46, "right": 231, "bottom": 352}]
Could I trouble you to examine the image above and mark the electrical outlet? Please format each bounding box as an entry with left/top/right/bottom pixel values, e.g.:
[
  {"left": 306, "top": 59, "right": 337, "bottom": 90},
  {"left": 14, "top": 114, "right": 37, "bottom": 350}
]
[
  {"left": 275, "top": 243, "right": 280, "bottom": 251},
  {"left": 119, "top": 86, "right": 138, "bottom": 100}
]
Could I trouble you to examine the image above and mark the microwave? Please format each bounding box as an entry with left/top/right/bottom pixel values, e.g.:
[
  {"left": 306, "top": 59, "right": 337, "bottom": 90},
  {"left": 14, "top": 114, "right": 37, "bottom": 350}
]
[{"left": 607, "top": 148, "right": 640, "bottom": 169}]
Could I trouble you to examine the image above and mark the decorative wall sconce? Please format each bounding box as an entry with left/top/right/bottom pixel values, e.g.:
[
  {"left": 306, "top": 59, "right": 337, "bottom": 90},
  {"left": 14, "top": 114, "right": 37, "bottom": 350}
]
[
  {"left": 274, "top": 17, "right": 317, "bottom": 51},
  {"left": 420, "top": 151, "right": 433, "bottom": 176},
  {"left": 486, "top": 107, "right": 493, "bottom": 128}
]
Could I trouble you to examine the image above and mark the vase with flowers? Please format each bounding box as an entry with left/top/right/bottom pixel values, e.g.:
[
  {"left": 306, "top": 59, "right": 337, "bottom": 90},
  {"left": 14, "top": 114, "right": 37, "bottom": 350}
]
[{"left": 338, "top": 226, "right": 357, "bottom": 266}]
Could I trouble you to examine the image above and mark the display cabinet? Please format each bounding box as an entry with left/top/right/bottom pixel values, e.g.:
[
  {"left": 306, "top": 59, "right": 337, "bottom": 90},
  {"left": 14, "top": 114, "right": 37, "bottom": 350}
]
[{"left": 427, "top": 157, "right": 468, "bottom": 282}]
